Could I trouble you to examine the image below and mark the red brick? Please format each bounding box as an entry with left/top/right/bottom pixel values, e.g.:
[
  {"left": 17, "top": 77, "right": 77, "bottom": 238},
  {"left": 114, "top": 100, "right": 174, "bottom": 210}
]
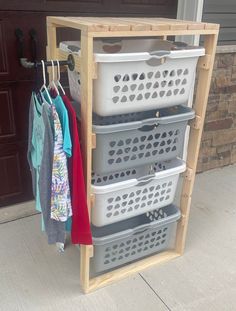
[
  {"left": 205, "top": 110, "right": 228, "bottom": 122},
  {"left": 200, "top": 146, "right": 216, "bottom": 157},
  {"left": 197, "top": 155, "right": 231, "bottom": 172},
  {"left": 204, "top": 118, "right": 233, "bottom": 131},
  {"left": 216, "top": 150, "right": 231, "bottom": 160},
  {"left": 218, "top": 54, "right": 234, "bottom": 68},
  {"left": 212, "top": 129, "right": 236, "bottom": 146},
  {"left": 216, "top": 144, "right": 231, "bottom": 154},
  {"left": 200, "top": 139, "right": 212, "bottom": 148}
]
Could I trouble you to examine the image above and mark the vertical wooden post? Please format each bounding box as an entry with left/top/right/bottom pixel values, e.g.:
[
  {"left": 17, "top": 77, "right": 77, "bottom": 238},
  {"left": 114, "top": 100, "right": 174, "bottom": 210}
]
[
  {"left": 46, "top": 21, "right": 57, "bottom": 80},
  {"left": 79, "top": 31, "right": 94, "bottom": 292},
  {"left": 175, "top": 33, "right": 218, "bottom": 254}
]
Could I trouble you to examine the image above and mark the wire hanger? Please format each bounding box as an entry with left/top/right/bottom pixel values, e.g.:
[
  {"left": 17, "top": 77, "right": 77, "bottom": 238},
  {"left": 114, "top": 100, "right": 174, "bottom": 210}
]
[
  {"left": 40, "top": 60, "right": 52, "bottom": 104},
  {"left": 48, "top": 60, "right": 59, "bottom": 95},
  {"left": 55, "top": 60, "right": 65, "bottom": 95}
]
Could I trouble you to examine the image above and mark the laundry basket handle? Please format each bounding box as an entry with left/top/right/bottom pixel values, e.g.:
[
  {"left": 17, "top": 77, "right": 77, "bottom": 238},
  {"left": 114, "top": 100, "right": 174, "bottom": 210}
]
[
  {"left": 148, "top": 50, "right": 171, "bottom": 60},
  {"left": 136, "top": 174, "right": 155, "bottom": 186},
  {"left": 133, "top": 223, "right": 151, "bottom": 235},
  {"left": 137, "top": 123, "right": 159, "bottom": 132}
]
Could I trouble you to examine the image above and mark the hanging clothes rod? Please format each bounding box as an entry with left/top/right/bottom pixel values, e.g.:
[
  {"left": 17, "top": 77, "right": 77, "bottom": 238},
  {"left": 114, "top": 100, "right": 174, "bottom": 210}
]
[{"left": 19, "top": 54, "right": 75, "bottom": 71}]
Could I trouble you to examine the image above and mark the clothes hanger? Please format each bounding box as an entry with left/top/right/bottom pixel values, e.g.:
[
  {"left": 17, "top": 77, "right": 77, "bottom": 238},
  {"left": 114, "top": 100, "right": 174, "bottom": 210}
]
[
  {"left": 40, "top": 60, "right": 52, "bottom": 104},
  {"left": 48, "top": 60, "right": 59, "bottom": 95},
  {"left": 55, "top": 60, "right": 65, "bottom": 95}
]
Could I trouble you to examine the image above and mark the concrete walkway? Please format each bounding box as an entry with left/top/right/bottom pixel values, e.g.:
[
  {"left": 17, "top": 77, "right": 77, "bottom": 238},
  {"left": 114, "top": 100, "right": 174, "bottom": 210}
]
[{"left": 1, "top": 165, "right": 236, "bottom": 311}]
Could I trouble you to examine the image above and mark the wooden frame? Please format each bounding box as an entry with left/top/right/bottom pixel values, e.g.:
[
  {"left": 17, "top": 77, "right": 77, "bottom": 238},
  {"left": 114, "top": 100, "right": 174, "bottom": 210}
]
[{"left": 46, "top": 17, "right": 219, "bottom": 293}]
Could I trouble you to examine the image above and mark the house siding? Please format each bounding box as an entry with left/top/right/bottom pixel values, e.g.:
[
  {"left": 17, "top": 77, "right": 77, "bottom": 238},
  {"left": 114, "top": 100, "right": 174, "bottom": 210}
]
[{"left": 202, "top": 0, "right": 236, "bottom": 45}]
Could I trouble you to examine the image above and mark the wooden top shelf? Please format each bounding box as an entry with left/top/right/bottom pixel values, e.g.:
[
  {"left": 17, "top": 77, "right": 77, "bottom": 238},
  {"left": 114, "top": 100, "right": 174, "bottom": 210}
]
[{"left": 47, "top": 16, "right": 219, "bottom": 35}]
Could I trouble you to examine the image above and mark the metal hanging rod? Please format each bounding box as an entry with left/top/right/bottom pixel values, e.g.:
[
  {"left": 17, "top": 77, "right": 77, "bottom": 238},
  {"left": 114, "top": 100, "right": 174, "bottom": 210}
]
[{"left": 20, "top": 54, "right": 75, "bottom": 71}]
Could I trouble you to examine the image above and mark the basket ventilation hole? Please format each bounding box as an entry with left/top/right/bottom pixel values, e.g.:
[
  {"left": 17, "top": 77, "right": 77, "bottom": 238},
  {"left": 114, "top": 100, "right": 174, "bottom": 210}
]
[
  {"left": 153, "top": 81, "right": 159, "bottom": 89},
  {"left": 155, "top": 71, "right": 161, "bottom": 79},
  {"left": 114, "top": 74, "right": 121, "bottom": 82},
  {"left": 166, "top": 90, "right": 172, "bottom": 96},
  {"left": 113, "top": 86, "right": 120, "bottom": 93},
  {"left": 139, "top": 73, "right": 145, "bottom": 80},
  {"left": 121, "top": 95, "right": 127, "bottom": 102},
  {"left": 116, "top": 158, "right": 122, "bottom": 164},
  {"left": 145, "top": 92, "right": 151, "bottom": 99},
  {"left": 148, "top": 72, "right": 154, "bottom": 79},
  {"left": 138, "top": 83, "right": 144, "bottom": 91},
  {"left": 132, "top": 73, "right": 138, "bottom": 81},
  {"left": 182, "top": 78, "right": 187, "bottom": 85},
  {"left": 146, "top": 82, "right": 152, "bottom": 89},
  {"left": 162, "top": 70, "right": 168, "bottom": 78},
  {"left": 137, "top": 94, "right": 143, "bottom": 100},
  {"left": 112, "top": 96, "right": 119, "bottom": 103},
  {"left": 168, "top": 80, "right": 174, "bottom": 87},
  {"left": 117, "top": 140, "right": 124, "bottom": 146},
  {"left": 152, "top": 91, "right": 158, "bottom": 98},
  {"left": 160, "top": 91, "right": 165, "bottom": 97},
  {"left": 175, "top": 79, "right": 181, "bottom": 86},
  {"left": 129, "top": 95, "right": 135, "bottom": 101},
  {"left": 122, "top": 85, "right": 129, "bottom": 92},
  {"left": 123, "top": 74, "right": 130, "bottom": 81},
  {"left": 180, "top": 88, "right": 185, "bottom": 95},
  {"left": 174, "top": 89, "right": 179, "bottom": 95},
  {"left": 130, "top": 84, "right": 137, "bottom": 91},
  {"left": 184, "top": 69, "right": 189, "bottom": 75},
  {"left": 169, "top": 70, "right": 175, "bottom": 77},
  {"left": 161, "top": 81, "right": 167, "bottom": 87},
  {"left": 177, "top": 69, "right": 182, "bottom": 76}
]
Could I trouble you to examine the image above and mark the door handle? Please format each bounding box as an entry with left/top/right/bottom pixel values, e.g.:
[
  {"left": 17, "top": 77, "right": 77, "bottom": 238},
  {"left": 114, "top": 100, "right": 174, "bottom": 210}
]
[
  {"left": 29, "top": 28, "right": 38, "bottom": 62},
  {"left": 15, "top": 28, "right": 24, "bottom": 60}
]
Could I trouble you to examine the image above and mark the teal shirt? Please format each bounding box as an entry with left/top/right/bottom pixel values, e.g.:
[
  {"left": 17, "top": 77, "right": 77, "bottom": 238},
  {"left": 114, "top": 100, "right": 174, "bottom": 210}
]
[
  {"left": 31, "top": 93, "right": 45, "bottom": 213},
  {"left": 43, "top": 91, "right": 72, "bottom": 157}
]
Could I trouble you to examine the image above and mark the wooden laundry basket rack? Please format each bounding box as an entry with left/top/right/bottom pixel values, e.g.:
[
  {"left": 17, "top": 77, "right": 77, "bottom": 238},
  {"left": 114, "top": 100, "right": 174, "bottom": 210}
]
[{"left": 46, "top": 16, "right": 219, "bottom": 293}]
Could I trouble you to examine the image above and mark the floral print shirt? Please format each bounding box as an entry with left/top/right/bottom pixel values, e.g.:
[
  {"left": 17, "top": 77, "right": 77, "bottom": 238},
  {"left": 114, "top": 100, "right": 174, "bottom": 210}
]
[{"left": 51, "top": 105, "right": 72, "bottom": 222}]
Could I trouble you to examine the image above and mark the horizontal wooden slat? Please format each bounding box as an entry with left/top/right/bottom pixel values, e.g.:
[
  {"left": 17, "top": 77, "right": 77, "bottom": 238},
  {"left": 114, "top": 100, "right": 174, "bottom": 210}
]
[
  {"left": 88, "top": 251, "right": 180, "bottom": 293},
  {"left": 112, "top": 17, "right": 152, "bottom": 31},
  {"left": 48, "top": 16, "right": 218, "bottom": 34},
  {"left": 77, "top": 17, "right": 131, "bottom": 31}
]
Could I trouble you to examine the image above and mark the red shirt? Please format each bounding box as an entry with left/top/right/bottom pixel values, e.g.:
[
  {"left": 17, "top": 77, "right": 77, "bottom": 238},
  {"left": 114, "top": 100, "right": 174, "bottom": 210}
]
[{"left": 62, "top": 95, "right": 92, "bottom": 245}]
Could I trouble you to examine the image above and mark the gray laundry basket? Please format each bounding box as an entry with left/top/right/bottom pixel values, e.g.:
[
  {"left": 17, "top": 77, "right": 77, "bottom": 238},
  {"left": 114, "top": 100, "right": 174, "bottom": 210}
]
[
  {"left": 92, "top": 105, "right": 194, "bottom": 174},
  {"left": 92, "top": 204, "right": 180, "bottom": 273}
]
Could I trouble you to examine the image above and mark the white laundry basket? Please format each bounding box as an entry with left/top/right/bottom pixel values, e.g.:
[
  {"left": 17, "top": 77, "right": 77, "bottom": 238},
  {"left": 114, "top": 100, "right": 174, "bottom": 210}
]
[
  {"left": 60, "top": 39, "right": 204, "bottom": 116},
  {"left": 91, "top": 158, "right": 185, "bottom": 227}
]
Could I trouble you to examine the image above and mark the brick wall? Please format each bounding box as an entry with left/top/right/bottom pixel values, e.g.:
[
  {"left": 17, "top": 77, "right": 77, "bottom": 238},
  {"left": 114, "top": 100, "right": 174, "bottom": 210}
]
[{"left": 197, "top": 49, "right": 236, "bottom": 172}]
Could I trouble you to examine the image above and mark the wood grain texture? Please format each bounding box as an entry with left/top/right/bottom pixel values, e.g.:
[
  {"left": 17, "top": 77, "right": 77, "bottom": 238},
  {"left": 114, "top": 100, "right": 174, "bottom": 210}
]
[
  {"left": 47, "top": 16, "right": 219, "bottom": 34},
  {"left": 79, "top": 32, "right": 94, "bottom": 292},
  {"left": 175, "top": 33, "right": 218, "bottom": 255},
  {"left": 47, "top": 16, "right": 219, "bottom": 292}
]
